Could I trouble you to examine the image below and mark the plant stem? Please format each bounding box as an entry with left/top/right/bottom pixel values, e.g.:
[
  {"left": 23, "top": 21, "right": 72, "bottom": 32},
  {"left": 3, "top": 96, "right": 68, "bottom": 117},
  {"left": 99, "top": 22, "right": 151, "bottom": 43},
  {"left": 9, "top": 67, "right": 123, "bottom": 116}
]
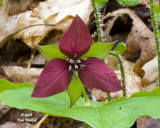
[
  {"left": 150, "top": 0, "right": 160, "bottom": 87},
  {"left": 92, "top": 0, "right": 103, "bottom": 42},
  {"left": 107, "top": 93, "right": 112, "bottom": 101},
  {"left": 92, "top": 0, "right": 112, "bottom": 100},
  {"left": 83, "top": 122, "right": 89, "bottom": 128},
  {"left": 83, "top": 86, "right": 88, "bottom": 103},
  {"left": 116, "top": 55, "right": 126, "bottom": 97}
]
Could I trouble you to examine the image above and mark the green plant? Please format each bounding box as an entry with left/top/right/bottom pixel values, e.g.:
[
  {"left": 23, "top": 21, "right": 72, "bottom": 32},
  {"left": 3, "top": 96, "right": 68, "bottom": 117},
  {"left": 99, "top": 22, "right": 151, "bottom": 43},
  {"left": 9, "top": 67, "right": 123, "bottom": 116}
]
[
  {"left": 1, "top": 0, "right": 160, "bottom": 128},
  {"left": 1, "top": 80, "right": 160, "bottom": 127},
  {"left": 150, "top": 1, "right": 160, "bottom": 87},
  {"left": 93, "top": 0, "right": 142, "bottom": 9},
  {"left": 0, "top": 0, "right": 3, "bottom": 5}
]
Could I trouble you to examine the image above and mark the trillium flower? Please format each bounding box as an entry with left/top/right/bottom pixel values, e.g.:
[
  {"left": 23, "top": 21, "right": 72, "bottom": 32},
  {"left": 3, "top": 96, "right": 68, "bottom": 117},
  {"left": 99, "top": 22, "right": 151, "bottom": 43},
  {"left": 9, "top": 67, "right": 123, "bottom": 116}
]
[{"left": 31, "top": 16, "right": 122, "bottom": 106}]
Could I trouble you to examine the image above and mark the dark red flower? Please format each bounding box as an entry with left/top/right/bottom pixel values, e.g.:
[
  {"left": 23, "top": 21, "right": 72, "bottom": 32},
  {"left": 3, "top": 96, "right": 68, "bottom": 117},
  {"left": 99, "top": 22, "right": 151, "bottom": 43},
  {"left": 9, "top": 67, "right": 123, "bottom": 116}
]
[{"left": 31, "top": 16, "right": 122, "bottom": 98}]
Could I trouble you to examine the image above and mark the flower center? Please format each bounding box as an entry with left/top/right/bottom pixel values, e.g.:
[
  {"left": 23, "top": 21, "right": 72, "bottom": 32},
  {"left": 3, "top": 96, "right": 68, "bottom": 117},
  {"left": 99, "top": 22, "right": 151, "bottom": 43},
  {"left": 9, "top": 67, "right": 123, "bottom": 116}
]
[
  {"left": 66, "top": 58, "right": 82, "bottom": 70},
  {"left": 66, "top": 55, "right": 86, "bottom": 72}
]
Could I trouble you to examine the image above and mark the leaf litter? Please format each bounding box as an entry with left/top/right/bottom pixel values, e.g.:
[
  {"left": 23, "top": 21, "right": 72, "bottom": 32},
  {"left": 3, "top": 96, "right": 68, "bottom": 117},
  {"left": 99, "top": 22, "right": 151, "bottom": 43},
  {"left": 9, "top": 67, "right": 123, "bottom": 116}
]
[{"left": 0, "top": 0, "right": 160, "bottom": 127}]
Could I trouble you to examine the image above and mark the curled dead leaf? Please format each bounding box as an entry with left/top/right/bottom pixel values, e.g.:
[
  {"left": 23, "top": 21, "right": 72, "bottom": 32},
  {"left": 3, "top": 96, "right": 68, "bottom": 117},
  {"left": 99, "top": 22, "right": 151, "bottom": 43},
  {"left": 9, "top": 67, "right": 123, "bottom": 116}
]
[
  {"left": 103, "top": 9, "right": 156, "bottom": 78},
  {"left": 0, "top": 0, "right": 93, "bottom": 48},
  {"left": 17, "top": 11, "right": 54, "bottom": 48},
  {"left": 142, "top": 56, "right": 158, "bottom": 86}
]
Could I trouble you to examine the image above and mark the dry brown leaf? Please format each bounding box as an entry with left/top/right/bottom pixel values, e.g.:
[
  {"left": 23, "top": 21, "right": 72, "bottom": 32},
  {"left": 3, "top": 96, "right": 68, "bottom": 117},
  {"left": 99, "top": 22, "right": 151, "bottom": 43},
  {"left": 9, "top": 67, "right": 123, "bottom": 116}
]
[
  {"left": 91, "top": 89, "right": 108, "bottom": 102},
  {"left": 0, "top": 108, "right": 43, "bottom": 124},
  {"left": 17, "top": 11, "right": 54, "bottom": 48},
  {"left": 0, "top": 108, "right": 44, "bottom": 128},
  {"left": 52, "top": 15, "right": 74, "bottom": 32},
  {"left": 137, "top": 116, "right": 160, "bottom": 128},
  {"left": 0, "top": 122, "right": 34, "bottom": 128},
  {"left": 18, "top": 0, "right": 93, "bottom": 47},
  {"left": 0, "top": 0, "right": 9, "bottom": 34},
  {"left": 111, "top": 59, "right": 141, "bottom": 98},
  {"left": 0, "top": 0, "right": 93, "bottom": 48},
  {"left": 140, "top": 80, "right": 158, "bottom": 91},
  {"left": 2, "top": 66, "right": 42, "bottom": 84},
  {"left": 0, "top": 0, "right": 16, "bottom": 48},
  {"left": 105, "top": 55, "right": 119, "bottom": 70},
  {"left": 0, "top": 105, "right": 11, "bottom": 119},
  {"left": 142, "top": 55, "right": 158, "bottom": 86},
  {"left": 32, "top": 0, "right": 93, "bottom": 26},
  {"left": 34, "top": 115, "right": 83, "bottom": 128},
  {"left": 103, "top": 9, "right": 156, "bottom": 78},
  {"left": 24, "top": 54, "right": 45, "bottom": 66},
  {"left": 8, "top": 0, "right": 34, "bottom": 16}
]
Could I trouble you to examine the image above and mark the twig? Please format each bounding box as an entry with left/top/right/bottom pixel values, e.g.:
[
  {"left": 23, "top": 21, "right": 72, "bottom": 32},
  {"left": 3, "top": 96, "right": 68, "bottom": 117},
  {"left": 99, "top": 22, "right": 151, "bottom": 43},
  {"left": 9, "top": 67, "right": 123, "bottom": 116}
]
[{"left": 0, "top": 24, "right": 55, "bottom": 36}]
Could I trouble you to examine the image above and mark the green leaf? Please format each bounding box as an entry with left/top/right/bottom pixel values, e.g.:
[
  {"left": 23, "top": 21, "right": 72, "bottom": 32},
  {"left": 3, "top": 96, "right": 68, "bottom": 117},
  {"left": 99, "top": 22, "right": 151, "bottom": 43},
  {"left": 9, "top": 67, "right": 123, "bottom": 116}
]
[
  {"left": 37, "top": 45, "right": 67, "bottom": 61},
  {"left": 0, "top": 79, "right": 34, "bottom": 93},
  {"left": 101, "top": 96, "right": 160, "bottom": 128},
  {"left": 131, "top": 88, "right": 160, "bottom": 98},
  {"left": 153, "top": 3, "right": 160, "bottom": 14},
  {"left": 110, "top": 42, "right": 126, "bottom": 55},
  {"left": 0, "top": 0, "right": 3, "bottom": 5},
  {"left": 117, "top": 0, "right": 142, "bottom": 6},
  {"left": 104, "top": 88, "right": 160, "bottom": 107},
  {"left": 82, "top": 42, "right": 115, "bottom": 59},
  {"left": 155, "top": 13, "right": 160, "bottom": 22},
  {"left": 158, "top": 30, "right": 160, "bottom": 38},
  {"left": 0, "top": 88, "right": 105, "bottom": 127},
  {"left": 94, "top": 0, "right": 108, "bottom": 9},
  {"left": 104, "top": 97, "right": 127, "bottom": 106},
  {"left": 67, "top": 73, "right": 83, "bottom": 107},
  {"left": 1, "top": 87, "right": 160, "bottom": 128}
]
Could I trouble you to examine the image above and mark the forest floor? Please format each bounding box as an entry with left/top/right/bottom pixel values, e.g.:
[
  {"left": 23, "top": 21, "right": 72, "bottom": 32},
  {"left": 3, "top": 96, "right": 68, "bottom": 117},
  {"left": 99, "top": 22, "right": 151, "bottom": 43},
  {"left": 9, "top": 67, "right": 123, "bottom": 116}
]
[{"left": 0, "top": 0, "right": 160, "bottom": 127}]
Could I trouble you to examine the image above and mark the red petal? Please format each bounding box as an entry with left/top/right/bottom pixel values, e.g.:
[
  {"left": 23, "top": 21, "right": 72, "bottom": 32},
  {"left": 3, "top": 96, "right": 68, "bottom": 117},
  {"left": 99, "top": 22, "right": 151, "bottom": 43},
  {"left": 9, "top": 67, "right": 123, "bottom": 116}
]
[
  {"left": 59, "top": 16, "right": 93, "bottom": 58},
  {"left": 79, "top": 57, "right": 122, "bottom": 93},
  {"left": 31, "top": 59, "right": 72, "bottom": 97}
]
